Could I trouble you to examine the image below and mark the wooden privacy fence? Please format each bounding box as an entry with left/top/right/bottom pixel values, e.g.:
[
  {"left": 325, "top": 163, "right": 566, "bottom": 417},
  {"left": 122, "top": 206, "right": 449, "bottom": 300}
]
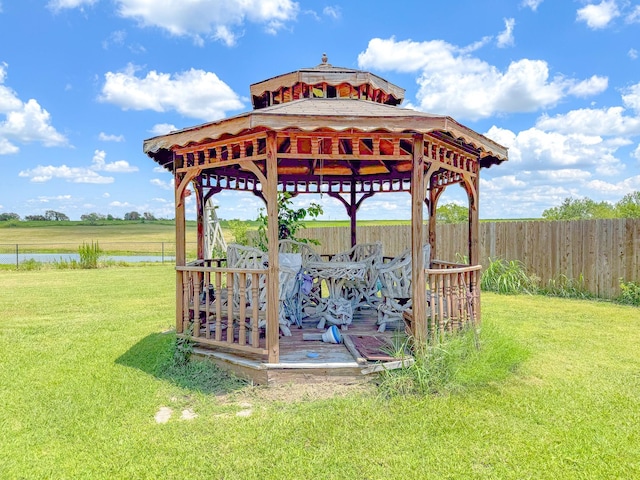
[{"left": 297, "top": 219, "right": 640, "bottom": 299}]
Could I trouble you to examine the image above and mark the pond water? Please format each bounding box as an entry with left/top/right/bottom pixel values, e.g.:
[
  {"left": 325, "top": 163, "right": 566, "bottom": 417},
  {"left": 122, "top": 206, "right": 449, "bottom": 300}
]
[{"left": 0, "top": 253, "right": 175, "bottom": 265}]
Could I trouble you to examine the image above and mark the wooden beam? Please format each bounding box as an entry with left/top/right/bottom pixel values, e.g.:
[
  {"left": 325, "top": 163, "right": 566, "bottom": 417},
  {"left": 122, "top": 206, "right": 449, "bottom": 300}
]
[
  {"left": 175, "top": 173, "right": 187, "bottom": 334},
  {"left": 265, "top": 131, "right": 280, "bottom": 364},
  {"left": 410, "top": 134, "right": 426, "bottom": 344}
]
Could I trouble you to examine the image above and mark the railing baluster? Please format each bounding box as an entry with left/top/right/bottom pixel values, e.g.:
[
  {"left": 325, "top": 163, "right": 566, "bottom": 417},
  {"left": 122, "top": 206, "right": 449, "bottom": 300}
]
[{"left": 215, "top": 271, "right": 222, "bottom": 341}]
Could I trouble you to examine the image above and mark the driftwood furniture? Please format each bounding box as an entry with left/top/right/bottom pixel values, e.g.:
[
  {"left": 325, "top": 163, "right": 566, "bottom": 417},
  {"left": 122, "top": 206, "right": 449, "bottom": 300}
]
[
  {"left": 331, "top": 242, "right": 383, "bottom": 310},
  {"left": 143, "top": 55, "right": 508, "bottom": 384},
  {"left": 376, "top": 244, "right": 431, "bottom": 332}
]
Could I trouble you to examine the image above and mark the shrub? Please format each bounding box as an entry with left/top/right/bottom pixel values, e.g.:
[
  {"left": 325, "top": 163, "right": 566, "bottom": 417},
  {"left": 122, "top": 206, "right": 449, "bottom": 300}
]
[
  {"left": 616, "top": 280, "right": 640, "bottom": 306},
  {"left": 481, "top": 258, "right": 539, "bottom": 295},
  {"left": 227, "top": 220, "right": 249, "bottom": 245}
]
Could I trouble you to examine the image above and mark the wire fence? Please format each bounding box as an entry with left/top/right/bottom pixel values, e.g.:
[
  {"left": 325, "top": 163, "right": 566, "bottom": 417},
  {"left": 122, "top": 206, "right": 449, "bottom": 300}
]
[{"left": 0, "top": 242, "right": 197, "bottom": 267}]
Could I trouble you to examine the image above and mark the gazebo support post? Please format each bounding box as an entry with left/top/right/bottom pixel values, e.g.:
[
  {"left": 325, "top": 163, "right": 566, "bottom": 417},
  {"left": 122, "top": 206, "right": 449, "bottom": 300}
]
[
  {"left": 195, "top": 182, "right": 206, "bottom": 260},
  {"left": 349, "top": 188, "right": 357, "bottom": 247},
  {"left": 265, "top": 131, "right": 280, "bottom": 363},
  {"left": 175, "top": 177, "right": 187, "bottom": 334},
  {"left": 410, "top": 134, "right": 427, "bottom": 344}
]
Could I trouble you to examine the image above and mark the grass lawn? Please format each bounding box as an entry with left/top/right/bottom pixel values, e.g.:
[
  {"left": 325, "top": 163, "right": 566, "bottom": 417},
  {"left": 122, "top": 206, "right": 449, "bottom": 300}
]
[{"left": 1, "top": 266, "right": 638, "bottom": 479}]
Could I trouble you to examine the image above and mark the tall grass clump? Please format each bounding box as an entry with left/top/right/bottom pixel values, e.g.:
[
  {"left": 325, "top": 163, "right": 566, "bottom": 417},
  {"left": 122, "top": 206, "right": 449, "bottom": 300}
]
[
  {"left": 78, "top": 241, "right": 102, "bottom": 269},
  {"left": 539, "top": 273, "right": 593, "bottom": 299},
  {"left": 616, "top": 280, "right": 640, "bottom": 306},
  {"left": 377, "top": 325, "right": 528, "bottom": 397},
  {"left": 481, "top": 257, "right": 539, "bottom": 295}
]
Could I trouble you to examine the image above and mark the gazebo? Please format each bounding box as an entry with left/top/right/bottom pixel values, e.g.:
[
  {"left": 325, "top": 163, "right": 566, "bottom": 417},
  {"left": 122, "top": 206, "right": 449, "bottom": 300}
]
[{"left": 143, "top": 56, "right": 508, "bottom": 384}]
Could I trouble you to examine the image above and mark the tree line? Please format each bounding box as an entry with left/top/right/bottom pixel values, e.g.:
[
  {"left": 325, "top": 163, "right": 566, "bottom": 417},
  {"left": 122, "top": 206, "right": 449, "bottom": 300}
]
[{"left": 0, "top": 210, "right": 161, "bottom": 222}]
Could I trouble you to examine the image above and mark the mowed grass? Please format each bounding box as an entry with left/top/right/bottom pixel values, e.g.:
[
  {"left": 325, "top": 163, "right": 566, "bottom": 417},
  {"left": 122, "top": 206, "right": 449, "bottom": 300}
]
[{"left": 1, "top": 266, "right": 639, "bottom": 479}]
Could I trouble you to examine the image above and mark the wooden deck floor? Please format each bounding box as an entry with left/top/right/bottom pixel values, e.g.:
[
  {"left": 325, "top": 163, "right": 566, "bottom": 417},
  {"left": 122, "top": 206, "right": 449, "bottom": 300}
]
[{"left": 192, "top": 308, "right": 412, "bottom": 385}]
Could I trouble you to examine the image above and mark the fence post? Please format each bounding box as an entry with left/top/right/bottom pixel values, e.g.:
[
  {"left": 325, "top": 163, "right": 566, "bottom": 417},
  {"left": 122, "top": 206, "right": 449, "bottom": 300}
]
[{"left": 162, "top": 242, "right": 164, "bottom": 263}]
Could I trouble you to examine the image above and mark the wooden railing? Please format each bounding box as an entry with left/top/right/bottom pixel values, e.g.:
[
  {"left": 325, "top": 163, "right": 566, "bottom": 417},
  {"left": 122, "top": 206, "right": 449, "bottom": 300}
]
[
  {"left": 427, "top": 262, "right": 482, "bottom": 336},
  {"left": 176, "top": 259, "right": 270, "bottom": 357},
  {"left": 405, "top": 262, "right": 482, "bottom": 340}
]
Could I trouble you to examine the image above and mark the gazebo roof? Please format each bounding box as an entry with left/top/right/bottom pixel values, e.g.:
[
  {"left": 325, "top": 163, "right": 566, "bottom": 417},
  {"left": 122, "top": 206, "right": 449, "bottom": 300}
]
[
  {"left": 143, "top": 97, "right": 508, "bottom": 170},
  {"left": 250, "top": 58, "right": 405, "bottom": 108}
]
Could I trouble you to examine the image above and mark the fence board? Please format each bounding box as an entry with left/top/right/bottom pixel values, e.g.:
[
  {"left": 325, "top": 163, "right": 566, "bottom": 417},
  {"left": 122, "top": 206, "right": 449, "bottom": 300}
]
[{"left": 300, "top": 219, "right": 639, "bottom": 299}]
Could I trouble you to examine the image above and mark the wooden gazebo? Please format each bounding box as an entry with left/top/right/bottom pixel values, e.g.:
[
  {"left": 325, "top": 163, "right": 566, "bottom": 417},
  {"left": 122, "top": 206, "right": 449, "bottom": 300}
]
[{"left": 143, "top": 56, "right": 508, "bottom": 384}]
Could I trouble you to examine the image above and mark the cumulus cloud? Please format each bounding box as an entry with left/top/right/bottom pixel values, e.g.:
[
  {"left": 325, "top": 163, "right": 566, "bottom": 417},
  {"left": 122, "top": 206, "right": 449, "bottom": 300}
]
[
  {"left": 90, "top": 149, "right": 138, "bottom": 173},
  {"left": 536, "top": 106, "right": 640, "bottom": 136},
  {"left": 358, "top": 37, "right": 607, "bottom": 120},
  {"left": 634, "top": 144, "right": 640, "bottom": 160},
  {"left": 18, "top": 149, "right": 137, "bottom": 183},
  {"left": 622, "top": 82, "right": 640, "bottom": 113},
  {"left": 0, "top": 63, "right": 67, "bottom": 154},
  {"left": 521, "top": 0, "right": 543, "bottom": 10},
  {"left": 99, "top": 64, "right": 244, "bottom": 120},
  {"left": 47, "top": 0, "right": 97, "bottom": 11},
  {"left": 496, "top": 18, "right": 515, "bottom": 48},
  {"left": 485, "top": 125, "right": 627, "bottom": 174},
  {"left": 149, "top": 123, "right": 177, "bottom": 136},
  {"left": 322, "top": 6, "right": 341, "bottom": 19},
  {"left": 114, "top": 0, "right": 299, "bottom": 46},
  {"left": 626, "top": 5, "right": 640, "bottom": 23},
  {"left": 98, "top": 132, "right": 125, "bottom": 142},
  {"left": 576, "top": 0, "right": 620, "bottom": 29},
  {"left": 18, "top": 165, "right": 114, "bottom": 184},
  {"left": 629, "top": 48, "right": 639, "bottom": 59},
  {"left": 150, "top": 178, "right": 173, "bottom": 190}
]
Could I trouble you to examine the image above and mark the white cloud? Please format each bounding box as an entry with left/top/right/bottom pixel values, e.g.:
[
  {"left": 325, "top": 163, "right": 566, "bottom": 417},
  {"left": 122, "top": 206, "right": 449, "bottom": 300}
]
[
  {"left": 567, "top": 75, "right": 608, "bottom": 97},
  {"left": 0, "top": 63, "right": 67, "bottom": 153},
  {"left": 18, "top": 165, "right": 114, "bottom": 184},
  {"left": 109, "top": 200, "right": 133, "bottom": 207},
  {"left": 496, "top": 18, "right": 515, "bottom": 48},
  {"left": 626, "top": 5, "right": 640, "bottom": 23},
  {"left": 47, "top": 0, "right": 97, "bottom": 11},
  {"left": 576, "top": 0, "right": 620, "bottom": 29},
  {"left": 634, "top": 144, "right": 640, "bottom": 160},
  {"left": 149, "top": 123, "right": 177, "bottom": 136},
  {"left": 98, "top": 132, "right": 125, "bottom": 142},
  {"left": 536, "top": 106, "right": 640, "bottom": 136},
  {"left": 36, "top": 194, "right": 73, "bottom": 203},
  {"left": 622, "top": 82, "right": 640, "bottom": 113},
  {"left": 150, "top": 178, "right": 173, "bottom": 190},
  {"left": 485, "top": 125, "right": 628, "bottom": 173},
  {"left": 358, "top": 37, "right": 607, "bottom": 120},
  {"left": 322, "top": 6, "right": 341, "bottom": 19},
  {"left": 0, "top": 138, "right": 18, "bottom": 154},
  {"left": 629, "top": 48, "right": 639, "bottom": 59},
  {"left": 521, "top": 0, "right": 543, "bottom": 11},
  {"left": 99, "top": 64, "right": 244, "bottom": 120},
  {"left": 114, "top": 0, "right": 299, "bottom": 46},
  {"left": 90, "top": 149, "right": 138, "bottom": 173}
]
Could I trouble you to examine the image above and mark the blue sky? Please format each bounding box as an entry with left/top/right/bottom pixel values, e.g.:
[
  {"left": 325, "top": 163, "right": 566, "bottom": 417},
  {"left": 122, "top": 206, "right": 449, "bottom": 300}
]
[{"left": 1, "top": 0, "right": 639, "bottom": 221}]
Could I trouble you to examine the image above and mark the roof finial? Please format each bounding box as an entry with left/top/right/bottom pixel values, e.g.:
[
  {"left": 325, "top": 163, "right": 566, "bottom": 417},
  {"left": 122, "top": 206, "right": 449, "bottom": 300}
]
[{"left": 321, "top": 53, "right": 328, "bottom": 64}]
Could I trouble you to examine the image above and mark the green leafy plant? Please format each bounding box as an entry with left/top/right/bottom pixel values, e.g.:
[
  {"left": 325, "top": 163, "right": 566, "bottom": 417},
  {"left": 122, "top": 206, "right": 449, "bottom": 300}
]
[
  {"left": 227, "top": 220, "right": 250, "bottom": 245},
  {"left": 255, "top": 192, "right": 323, "bottom": 250},
  {"left": 481, "top": 258, "right": 539, "bottom": 295},
  {"left": 616, "top": 280, "right": 640, "bottom": 306},
  {"left": 78, "top": 241, "right": 102, "bottom": 269}
]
